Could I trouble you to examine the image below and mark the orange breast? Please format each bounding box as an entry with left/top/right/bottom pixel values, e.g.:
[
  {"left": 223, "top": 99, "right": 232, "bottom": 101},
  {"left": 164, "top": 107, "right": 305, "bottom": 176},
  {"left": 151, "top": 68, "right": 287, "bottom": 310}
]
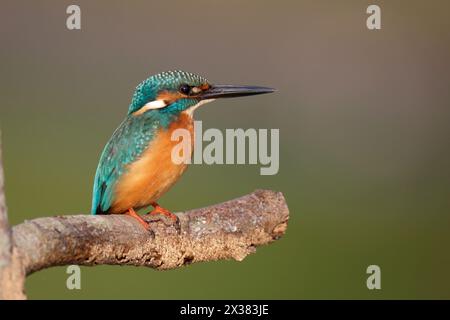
[{"left": 110, "top": 112, "right": 194, "bottom": 214}]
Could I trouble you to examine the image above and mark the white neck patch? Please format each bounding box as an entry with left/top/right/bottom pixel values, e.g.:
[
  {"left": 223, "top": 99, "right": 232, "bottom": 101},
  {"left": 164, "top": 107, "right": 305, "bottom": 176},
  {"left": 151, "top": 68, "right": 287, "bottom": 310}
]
[
  {"left": 133, "top": 99, "right": 167, "bottom": 115},
  {"left": 143, "top": 99, "right": 167, "bottom": 110},
  {"left": 134, "top": 98, "right": 215, "bottom": 117}
]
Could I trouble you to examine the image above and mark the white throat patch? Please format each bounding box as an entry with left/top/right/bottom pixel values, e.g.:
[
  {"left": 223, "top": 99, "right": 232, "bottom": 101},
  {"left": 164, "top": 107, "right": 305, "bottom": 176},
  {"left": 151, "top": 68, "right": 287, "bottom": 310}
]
[{"left": 185, "top": 99, "right": 215, "bottom": 117}]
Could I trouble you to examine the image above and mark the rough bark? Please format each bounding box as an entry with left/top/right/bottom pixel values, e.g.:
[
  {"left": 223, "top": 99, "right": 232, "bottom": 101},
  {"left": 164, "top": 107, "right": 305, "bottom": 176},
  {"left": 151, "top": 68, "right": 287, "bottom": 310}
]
[
  {"left": 0, "top": 177, "right": 288, "bottom": 299},
  {"left": 13, "top": 190, "right": 289, "bottom": 275},
  {"left": 0, "top": 122, "right": 289, "bottom": 300}
]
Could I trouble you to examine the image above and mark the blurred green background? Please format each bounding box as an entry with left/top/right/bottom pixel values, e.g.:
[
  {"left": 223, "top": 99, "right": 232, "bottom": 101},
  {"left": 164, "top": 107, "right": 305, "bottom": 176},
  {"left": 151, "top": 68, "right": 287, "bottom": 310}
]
[{"left": 1, "top": 0, "right": 450, "bottom": 299}]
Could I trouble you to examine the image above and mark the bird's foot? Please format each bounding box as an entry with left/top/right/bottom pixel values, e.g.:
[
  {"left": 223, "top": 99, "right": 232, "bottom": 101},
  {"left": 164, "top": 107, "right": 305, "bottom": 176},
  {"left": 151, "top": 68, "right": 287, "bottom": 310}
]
[
  {"left": 148, "top": 202, "right": 178, "bottom": 221},
  {"left": 125, "top": 208, "right": 153, "bottom": 235},
  {"left": 146, "top": 202, "right": 181, "bottom": 232}
]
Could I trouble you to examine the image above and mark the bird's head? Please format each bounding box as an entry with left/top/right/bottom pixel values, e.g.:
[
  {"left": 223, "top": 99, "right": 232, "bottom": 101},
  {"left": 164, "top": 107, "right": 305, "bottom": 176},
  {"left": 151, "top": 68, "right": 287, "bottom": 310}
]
[{"left": 128, "top": 70, "right": 275, "bottom": 117}]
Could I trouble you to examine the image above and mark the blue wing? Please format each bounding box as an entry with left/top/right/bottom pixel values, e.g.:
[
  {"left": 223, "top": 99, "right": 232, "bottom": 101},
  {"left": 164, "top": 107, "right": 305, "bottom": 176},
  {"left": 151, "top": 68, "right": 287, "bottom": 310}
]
[{"left": 91, "top": 114, "right": 159, "bottom": 214}]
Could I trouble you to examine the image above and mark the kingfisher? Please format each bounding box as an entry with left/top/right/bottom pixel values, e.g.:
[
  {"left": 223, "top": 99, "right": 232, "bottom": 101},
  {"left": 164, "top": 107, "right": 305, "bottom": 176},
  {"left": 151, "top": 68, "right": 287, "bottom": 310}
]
[{"left": 91, "top": 70, "right": 274, "bottom": 230}]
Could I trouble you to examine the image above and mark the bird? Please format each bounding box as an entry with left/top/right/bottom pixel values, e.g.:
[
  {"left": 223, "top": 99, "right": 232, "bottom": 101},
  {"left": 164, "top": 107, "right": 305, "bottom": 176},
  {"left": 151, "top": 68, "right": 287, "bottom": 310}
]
[{"left": 91, "top": 70, "right": 274, "bottom": 230}]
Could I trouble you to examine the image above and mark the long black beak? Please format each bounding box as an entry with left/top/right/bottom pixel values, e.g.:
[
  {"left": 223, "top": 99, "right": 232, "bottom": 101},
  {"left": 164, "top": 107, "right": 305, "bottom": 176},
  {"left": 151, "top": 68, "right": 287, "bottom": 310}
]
[{"left": 200, "top": 85, "right": 275, "bottom": 100}]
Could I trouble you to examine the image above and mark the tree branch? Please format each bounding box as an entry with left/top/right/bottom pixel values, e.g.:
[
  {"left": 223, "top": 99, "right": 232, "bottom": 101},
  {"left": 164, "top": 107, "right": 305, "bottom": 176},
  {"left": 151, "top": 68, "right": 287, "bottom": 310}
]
[
  {"left": 13, "top": 190, "right": 289, "bottom": 277},
  {"left": 0, "top": 140, "right": 289, "bottom": 299}
]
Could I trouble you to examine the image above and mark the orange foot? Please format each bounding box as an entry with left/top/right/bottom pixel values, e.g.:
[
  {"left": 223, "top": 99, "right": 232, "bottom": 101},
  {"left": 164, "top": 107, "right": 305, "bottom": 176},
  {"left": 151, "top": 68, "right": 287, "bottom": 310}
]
[
  {"left": 146, "top": 202, "right": 179, "bottom": 223},
  {"left": 125, "top": 208, "right": 150, "bottom": 230}
]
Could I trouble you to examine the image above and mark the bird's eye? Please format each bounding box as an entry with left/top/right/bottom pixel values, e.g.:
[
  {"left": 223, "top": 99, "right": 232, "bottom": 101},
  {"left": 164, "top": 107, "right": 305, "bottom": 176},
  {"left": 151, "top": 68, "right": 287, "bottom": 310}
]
[{"left": 179, "top": 84, "right": 191, "bottom": 95}]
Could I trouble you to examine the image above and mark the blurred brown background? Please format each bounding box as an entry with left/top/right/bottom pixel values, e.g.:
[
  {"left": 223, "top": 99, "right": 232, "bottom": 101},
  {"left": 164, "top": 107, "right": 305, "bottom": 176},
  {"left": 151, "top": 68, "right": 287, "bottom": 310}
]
[{"left": 1, "top": 0, "right": 449, "bottom": 298}]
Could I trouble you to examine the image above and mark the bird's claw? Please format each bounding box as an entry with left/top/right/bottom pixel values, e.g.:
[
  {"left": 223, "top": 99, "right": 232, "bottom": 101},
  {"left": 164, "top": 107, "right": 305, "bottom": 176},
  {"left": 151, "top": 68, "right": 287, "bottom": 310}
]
[
  {"left": 145, "top": 212, "right": 181, "bottom": 234},
  {"left": 146, "top": 203, "right": 181, "bottom": 234}
]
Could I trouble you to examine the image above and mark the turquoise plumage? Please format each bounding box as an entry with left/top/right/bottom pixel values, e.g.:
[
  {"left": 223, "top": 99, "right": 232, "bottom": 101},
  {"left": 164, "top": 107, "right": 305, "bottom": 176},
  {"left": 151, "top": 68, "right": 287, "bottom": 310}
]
[
  {"left": 92, "top": 71, "right": 208, "bottom": 215},
  {"left": 90, "top": 70, "right": 274, "bottom": 230},
  {"left": 92, "top": 114, "right": 158, "bottom": 214}
]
